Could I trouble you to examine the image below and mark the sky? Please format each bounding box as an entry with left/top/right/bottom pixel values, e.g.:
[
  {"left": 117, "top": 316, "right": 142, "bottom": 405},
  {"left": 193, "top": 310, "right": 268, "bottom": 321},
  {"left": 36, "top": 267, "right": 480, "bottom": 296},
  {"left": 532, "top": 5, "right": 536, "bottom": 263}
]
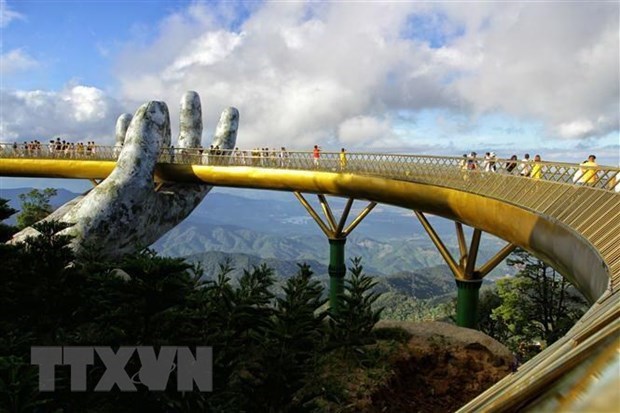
[{"left": 1, "top": 0, "right": 619, "bottom": 191}]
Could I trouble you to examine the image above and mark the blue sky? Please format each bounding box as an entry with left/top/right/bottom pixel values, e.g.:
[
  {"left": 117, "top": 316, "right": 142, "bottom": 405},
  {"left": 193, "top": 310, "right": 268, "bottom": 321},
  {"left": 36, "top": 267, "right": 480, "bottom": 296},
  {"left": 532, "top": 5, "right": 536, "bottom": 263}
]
[
  {"left": 1, "top": 0, "right": 619, "bottom": 191},
  {"left": 2, "top": 1, "right": 191, "bottom": 89}
]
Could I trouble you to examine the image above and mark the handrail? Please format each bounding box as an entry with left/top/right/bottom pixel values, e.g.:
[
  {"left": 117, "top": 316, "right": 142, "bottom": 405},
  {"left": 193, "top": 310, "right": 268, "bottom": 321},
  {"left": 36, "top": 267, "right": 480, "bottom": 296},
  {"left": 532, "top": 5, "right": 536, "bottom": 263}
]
[{"left": 1, "top": 143, "right": 618, "bottom": 192}]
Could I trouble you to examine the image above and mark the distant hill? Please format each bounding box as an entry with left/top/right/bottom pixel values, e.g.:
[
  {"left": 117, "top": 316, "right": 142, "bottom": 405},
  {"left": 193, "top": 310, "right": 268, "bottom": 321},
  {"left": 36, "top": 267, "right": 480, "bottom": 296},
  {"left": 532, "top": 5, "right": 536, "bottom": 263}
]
[
  {"left": 180, "top": 250, "right": 465, "bottom": 303},
  {"left": 155, "top": 221, "right": 457, "bottom": 275},
  {"left": 1, "top": 187, "right": 514, "bottom": 278},
  {"left": 155, "top": 220, "right": 511, "bottom": 278},
  {"left": 183, "top": 250, "right": 329, "bottom": 281},
  {"left": 375, "top": 266, "right": 456, "bottom": 300},
  {"left": 1, "top": 186, "right": 511, "bottom": 307}
]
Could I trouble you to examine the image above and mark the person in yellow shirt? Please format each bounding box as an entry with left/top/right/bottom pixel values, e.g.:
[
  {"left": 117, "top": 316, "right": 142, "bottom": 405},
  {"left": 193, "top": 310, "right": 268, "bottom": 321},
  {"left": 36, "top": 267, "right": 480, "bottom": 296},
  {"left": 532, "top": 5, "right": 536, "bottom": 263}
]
[
  {"left": 578, "top": 155, "right": 598, "bottom": 185},
  {"left": 339, "top": 148, "right": 347, "bottom": 171},
  {"left": 530, "top": 154, "right": 543, "bottom": 179}
]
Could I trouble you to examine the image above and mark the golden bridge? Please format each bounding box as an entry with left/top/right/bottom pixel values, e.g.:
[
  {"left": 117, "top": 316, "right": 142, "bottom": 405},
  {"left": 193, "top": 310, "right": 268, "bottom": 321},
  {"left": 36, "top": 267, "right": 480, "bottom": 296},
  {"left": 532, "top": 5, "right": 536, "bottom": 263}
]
[{"left": 1, "top": 144, "right": 619, "bottom": 411}]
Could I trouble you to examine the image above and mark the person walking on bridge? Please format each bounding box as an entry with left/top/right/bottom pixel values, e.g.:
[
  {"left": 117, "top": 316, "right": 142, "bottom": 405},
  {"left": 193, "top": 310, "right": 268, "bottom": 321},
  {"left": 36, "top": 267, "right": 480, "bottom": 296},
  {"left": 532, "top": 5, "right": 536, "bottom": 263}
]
[
  {"left": 520, "top": 153, "right": 531, "bottom": 177},
  {"left": 506, "top": 155, "right": 518, "bottom": 174},
  {"left": 313, "top": 145, "right": 321, "bottom": 168},
  {"left": 467, "top": 152, "right": 478, "bottom": 170},
  {"left": 530, "top": 154, "right": 543, "bottom": 179},
  {"left": 578, "top": 155, "right": 598, "bottom": 185},
  {"left": 339, "top": 148, "right": 347, "bottom": 171},
  {"left": 280, "top": 147, "right": 289, "bottom": 167}
]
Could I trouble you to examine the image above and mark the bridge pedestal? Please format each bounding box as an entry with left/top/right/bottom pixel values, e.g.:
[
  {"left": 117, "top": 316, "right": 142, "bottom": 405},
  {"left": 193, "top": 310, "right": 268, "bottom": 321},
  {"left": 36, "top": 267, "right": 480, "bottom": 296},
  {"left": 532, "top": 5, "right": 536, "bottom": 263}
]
[
  {"left": 328, "top": 238, "right": 347, "bottom": 315},
  {"left": 294, "top": 193, "right": 376, "bottom": 315},
  {"left": 455, "top": 278, "right": 483, "bottom": 328},
  {"left": 415, "top": 211, "right": 516, "bottom": 330}
]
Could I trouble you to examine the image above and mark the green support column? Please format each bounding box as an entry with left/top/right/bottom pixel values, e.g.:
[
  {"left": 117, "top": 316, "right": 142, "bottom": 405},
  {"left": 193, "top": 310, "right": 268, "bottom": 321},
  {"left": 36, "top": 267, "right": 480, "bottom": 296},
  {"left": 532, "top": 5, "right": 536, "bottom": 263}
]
[
  {"left": 328, "top": 238, "right": 347, "bottom": 315},
  {"left": 455, "top": 278, "right": 483, "bottom": 328}
]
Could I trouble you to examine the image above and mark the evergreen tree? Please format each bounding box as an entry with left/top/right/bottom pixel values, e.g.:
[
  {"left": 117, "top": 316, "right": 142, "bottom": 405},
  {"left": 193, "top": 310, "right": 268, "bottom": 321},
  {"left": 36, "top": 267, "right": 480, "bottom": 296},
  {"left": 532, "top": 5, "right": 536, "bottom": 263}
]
[
  {"left": 330, "top": 257, "right": 383, "bottom": 348},
  {"left": 16, "top": 188, "right": 58, "bottom": 229},
  {"left": 242, "top": 263, "right": 328, "bottom": 412},
  {"left": 0, "top": 224, "right": 385, "bottom": 412},
  {"left": 478, "top": 249, "right": 588, "bottom": 361}
]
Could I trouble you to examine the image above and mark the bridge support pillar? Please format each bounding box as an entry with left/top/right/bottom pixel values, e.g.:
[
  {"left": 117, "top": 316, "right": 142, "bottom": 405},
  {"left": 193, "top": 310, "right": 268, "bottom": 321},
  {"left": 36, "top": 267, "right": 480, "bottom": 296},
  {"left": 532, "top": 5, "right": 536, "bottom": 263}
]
[
  {"left": 294, "top": 192, "right": 376, "bottom": 315},
  {"left": 328, "top": 238, "right": 347, "bottom": 315},
  {"left": 414, "top": 211, "right": 516, "bottom": 330},
  {"left": 455, "top": 278, "right": 483, "bottom": 328}
]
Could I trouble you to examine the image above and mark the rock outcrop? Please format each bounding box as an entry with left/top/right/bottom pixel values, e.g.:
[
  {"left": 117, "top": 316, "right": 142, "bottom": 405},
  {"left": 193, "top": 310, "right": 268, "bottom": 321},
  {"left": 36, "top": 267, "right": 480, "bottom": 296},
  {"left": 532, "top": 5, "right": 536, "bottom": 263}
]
[{"left": 370, "top": 321, "right": 515, "bottom": 412}]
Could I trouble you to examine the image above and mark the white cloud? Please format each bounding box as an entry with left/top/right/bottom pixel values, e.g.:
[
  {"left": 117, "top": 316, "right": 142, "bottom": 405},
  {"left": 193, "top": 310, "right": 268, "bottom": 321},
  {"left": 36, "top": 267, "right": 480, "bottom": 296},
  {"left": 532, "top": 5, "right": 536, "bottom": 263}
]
[
  {"left": 338, "top": 116, "right": 394, "bottom": 146},
  {"left": 0, "top": 49, "right": 38, "bottom": 75},
  {"left": 3, "top": 1, "right": 617, "bottom": 159},
  {"left": 0, "top": 0, "right": 24, "bottom": 28},
  {"left": 557, "top": 120, "right": 595, "bottom": 139},
  {"left": 1, "top": 85, "right": 121, "bottom": 142},
  {"left": 110, "top": 1, "right": 617, "bottom": 153},
  {"left": 65, "top": 86, "right": 110, "bottom": 122},
  {"left": 438, "top": 2, "right": 619, "bottom": 140},
  {"left": 162, "top": 31, "right": 245, "bottom": 80},
  {"left": 114, "top": 1, "right": 447, "bottom": 149}
]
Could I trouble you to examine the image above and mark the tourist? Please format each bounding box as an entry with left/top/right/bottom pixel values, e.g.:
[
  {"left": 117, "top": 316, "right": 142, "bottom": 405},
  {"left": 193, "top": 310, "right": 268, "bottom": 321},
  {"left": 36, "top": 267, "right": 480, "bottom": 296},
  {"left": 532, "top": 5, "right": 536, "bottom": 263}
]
[
  {"left": 232, "top": 147, "right": 243, "bottom": 165},
  {"left": 489, "top": 152, "right": 497, "bottom": 172},
  {"left": 467, "top": 152, "right": 478, "bottom": 170},
  {"left": 340, "top": 148, "right": 347, "bottom": 171},
  {"left": 506, "top": 155, "right": 518, "bottom": 174},
  {"left": 280, "top": 147, "right": 288, "bottom": 167},
  {"left": 520, "top": 153, "right": 531, "bottom": 177},
  {"left": 483, "top": 152, "right": 497, "bottom": 172},
  {"left": 530, "top": 155, "right": 543, "bottom": 179},
  {"left": 579, "top": 155, "right": 598, "bottom": 185},
  {"left": 313, "top": 145, "right": 321, "bottom": 168},
  {"left": 460, "top": 154, "right": 468, "bottom": 170},
  {"left": 483, "top": 152, "right": 491, "bottom": 172}
]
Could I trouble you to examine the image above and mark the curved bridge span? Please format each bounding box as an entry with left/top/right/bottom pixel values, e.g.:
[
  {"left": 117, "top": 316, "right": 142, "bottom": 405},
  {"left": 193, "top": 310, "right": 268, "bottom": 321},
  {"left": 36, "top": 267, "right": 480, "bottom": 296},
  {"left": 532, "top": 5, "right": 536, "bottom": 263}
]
[{"left": 1, "top": 147, "right": 619, "bottom": 411}]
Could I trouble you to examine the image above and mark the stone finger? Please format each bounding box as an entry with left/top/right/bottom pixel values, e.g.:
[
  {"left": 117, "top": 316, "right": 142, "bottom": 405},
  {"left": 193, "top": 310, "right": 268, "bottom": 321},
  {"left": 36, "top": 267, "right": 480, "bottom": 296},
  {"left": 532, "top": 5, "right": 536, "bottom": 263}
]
[
  {"left": 211, "top": 107, "right": 239, "bottom": 150},
  {"left": 177, "top": 91, "right": 202, "bottom": 149},
  {"left": 115, "top": 113, "right": 133, "bottom": 147}
]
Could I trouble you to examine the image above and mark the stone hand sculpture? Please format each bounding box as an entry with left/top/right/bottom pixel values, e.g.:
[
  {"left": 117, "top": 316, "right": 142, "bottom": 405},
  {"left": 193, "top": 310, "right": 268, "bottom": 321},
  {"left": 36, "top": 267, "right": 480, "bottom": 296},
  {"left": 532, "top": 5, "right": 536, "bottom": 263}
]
[{"left": 10, "top": 91, "right": 239, "bottom": 257}]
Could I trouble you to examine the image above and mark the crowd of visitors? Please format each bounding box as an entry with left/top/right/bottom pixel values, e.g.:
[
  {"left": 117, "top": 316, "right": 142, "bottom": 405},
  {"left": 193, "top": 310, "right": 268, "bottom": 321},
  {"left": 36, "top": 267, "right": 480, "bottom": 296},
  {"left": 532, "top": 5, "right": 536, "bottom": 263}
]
[
  {"left": 5, "top": 138, "right": 98, "bottom": 158},
  {"left": 459, "top": 151, "right": 603, "bottom": 183},
  {"left": 1, "top": 138, "right": 617, "bottom": 191}
]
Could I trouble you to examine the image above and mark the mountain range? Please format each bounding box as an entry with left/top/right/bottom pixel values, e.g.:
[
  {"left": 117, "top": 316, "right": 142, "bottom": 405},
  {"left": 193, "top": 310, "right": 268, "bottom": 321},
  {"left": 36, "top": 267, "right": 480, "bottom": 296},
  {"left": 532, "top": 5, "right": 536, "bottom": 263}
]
[{"left": 1, "top": 186, "right": 513, "bottom": 299}]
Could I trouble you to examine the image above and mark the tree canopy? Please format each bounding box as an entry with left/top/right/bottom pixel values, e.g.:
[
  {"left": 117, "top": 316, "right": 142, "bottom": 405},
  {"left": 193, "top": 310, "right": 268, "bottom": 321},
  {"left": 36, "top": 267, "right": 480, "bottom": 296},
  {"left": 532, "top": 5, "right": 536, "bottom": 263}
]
[
  {"left": 16, "top": 188, "right": 58, "bottom": 229},
  {"left": 0, "top": 218, "right": 385, "bottom": 412},
  {"left": 478, "top": 249, "right": 588, "bottom": 361}
]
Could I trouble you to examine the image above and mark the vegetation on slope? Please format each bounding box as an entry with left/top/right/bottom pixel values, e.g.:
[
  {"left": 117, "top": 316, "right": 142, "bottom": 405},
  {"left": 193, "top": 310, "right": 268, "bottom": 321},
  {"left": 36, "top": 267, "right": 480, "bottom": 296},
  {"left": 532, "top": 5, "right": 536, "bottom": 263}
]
[
  {"left": 0, "top": 219, "right": 402, "bottom": 412},
  {"left": 0, "top": 195, "right": 590, "bottom": 412}
]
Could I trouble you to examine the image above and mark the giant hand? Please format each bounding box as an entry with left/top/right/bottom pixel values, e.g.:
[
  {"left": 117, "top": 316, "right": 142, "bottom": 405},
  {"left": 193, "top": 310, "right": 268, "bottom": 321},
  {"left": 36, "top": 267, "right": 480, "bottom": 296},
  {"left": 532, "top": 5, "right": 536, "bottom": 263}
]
[{"left": 10, "top": 91, "right": 239, "bottom": 258}]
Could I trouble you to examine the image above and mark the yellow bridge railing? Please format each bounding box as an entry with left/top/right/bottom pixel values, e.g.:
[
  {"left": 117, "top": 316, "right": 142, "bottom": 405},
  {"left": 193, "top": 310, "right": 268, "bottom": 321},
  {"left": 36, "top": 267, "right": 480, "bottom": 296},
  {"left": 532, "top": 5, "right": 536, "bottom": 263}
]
[{"left": 1, "top": 143, "right": 618, "bottom": 192}]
